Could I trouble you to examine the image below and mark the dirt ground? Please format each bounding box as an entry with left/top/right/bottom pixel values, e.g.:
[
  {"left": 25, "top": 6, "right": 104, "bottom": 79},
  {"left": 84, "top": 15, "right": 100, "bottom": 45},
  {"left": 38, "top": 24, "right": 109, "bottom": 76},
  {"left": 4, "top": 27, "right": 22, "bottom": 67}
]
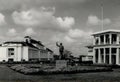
[{"left": 0, "top": 65, "right": 120, "bottom": 82}]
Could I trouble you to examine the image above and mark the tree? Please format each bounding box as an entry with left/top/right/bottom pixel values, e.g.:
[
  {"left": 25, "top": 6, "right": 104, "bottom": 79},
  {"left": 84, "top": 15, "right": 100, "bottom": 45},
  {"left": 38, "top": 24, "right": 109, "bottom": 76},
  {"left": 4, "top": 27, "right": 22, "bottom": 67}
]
[{"left": 63, "top": 50, "right": 72, "bottom": 59}]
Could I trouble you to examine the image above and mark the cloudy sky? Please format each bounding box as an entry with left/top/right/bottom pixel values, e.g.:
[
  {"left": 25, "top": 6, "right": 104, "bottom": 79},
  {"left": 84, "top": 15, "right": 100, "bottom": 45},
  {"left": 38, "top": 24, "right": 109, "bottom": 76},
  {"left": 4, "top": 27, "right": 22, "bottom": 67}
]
[{"left": 0, "top": 0, "right": 120, "bottom": 56}]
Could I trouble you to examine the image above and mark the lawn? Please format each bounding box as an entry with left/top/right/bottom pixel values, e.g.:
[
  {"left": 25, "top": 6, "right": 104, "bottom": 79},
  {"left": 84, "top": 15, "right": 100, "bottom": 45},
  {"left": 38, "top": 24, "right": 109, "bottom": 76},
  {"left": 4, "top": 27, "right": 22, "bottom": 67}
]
[{"left": 0, "top": 65, "right": 120, "bottom": 82}]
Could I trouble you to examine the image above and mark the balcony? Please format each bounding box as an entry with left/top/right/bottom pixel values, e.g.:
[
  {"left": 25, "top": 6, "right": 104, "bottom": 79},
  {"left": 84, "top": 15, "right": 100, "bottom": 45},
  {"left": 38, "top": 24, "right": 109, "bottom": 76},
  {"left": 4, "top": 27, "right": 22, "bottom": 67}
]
[{"left": 94, "top": 33, "right": 119, "bottom": 46}]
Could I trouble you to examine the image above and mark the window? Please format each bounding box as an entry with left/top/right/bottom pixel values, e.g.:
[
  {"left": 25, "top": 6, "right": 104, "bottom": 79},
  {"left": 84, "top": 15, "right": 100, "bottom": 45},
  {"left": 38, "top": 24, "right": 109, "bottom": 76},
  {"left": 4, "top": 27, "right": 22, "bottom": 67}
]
[
  {"left": 112, "top": 34, "right": 117, "bottom": 44},
  {"left": 95, "top": 38, "right": 99, "bottom": 45},
  {"left": 100, "top": 35, "right": 104, "bottom": 44},
  {"left": 8, "top": 48, "right": 14, "bottom": 57}
]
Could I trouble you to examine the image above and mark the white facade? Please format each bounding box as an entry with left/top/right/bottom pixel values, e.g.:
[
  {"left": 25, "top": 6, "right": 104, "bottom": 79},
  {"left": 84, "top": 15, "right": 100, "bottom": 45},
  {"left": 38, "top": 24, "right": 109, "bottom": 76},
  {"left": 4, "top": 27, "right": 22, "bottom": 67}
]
[
  {"left": 92, "top": 30, "right": 120, "bottom": 65},
  {"left": 0, "top": 36, "right": 54, "bottom": 62},
  {"left": 0, "top": 43, "right": 29, "bottom": 62}
]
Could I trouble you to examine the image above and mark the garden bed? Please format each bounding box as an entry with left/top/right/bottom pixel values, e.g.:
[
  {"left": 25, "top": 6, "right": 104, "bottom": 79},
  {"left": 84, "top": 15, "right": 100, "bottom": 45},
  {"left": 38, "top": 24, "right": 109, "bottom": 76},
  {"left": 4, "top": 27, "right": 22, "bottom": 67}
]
[{"left": 9, "top": 65, "right": 113, "bottom": 75}]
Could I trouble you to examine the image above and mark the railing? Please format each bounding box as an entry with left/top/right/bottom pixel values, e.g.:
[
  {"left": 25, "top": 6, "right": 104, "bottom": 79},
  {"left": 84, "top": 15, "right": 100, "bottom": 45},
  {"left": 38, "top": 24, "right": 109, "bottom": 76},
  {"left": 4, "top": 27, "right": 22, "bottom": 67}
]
[{"left": 111, "top": 53, "right": 116, "bottom": 55}]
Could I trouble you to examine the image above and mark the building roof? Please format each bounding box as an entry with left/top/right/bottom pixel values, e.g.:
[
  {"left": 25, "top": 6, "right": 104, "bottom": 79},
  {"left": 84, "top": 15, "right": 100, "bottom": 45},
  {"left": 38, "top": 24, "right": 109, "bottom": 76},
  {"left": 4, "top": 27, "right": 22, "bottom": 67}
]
[
  {"left": 92, "top": 29, "right": 120, "bottom": 36},
  {"left": 24, "top": 36, "right": 44, "bottom": 47},
  {"left": 46, "top": 48, "right": 53, "bottom": 53},
  {"left": 30, "top": 39, "right": 44, "bottom": 47},
  {"left": 26, "top": 43, "right": 39, "bottom": 49},
  {"left": 4, "top": 41, "right": 39, "bottom": 49},
  {"left": 4, "top": 41, "right": 27, "bottom": 46},
  {"left": 3, "top": 36, "right": 53, "bottom": 52}
]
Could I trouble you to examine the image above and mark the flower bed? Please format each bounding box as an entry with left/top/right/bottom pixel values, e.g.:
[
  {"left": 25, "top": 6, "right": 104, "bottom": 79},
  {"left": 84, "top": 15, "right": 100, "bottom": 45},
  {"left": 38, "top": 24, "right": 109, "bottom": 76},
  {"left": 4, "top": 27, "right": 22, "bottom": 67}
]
[{"left": 9, "top": 65, "right": 113, "bottom": 75}]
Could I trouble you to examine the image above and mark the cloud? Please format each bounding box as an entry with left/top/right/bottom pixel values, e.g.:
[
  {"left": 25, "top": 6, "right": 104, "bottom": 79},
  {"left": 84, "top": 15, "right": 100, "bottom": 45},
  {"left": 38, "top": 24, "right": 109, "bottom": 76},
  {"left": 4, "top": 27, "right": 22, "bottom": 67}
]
[
  {"left": 0, "top": 0, "right": 87, "bottom": 10},
  {"left": 12, "top": 7, "right": 75, "bottom": 31},
  {"left": 0, "top": 13, "right": 6, "bottom": 25},
  {"left": 64, "top": 35, "right": 75, "bottom": 43},
  {"left": 87, "top": 15, "right": 111, "bottom": 26},
  {"left": 12, "top": 7, "right": 55, "bottom": 26},
  {"left": 68, "top": 29, "right": 93, "bottom": 39},
  {"left": 51, "top": 33, "right": 75, "bottom": 43},
  {"left": 24, "top": 27, "right": 35, "bottom": 36},
  {"left": 7, "top": 28, "right": 17, "bottom": 36},
  {"left": 112, "top": 16, "right": 120, "bottom": 27},
  {"left": 51, "top": 28, "right": 92, "bottom": 44},
  {"left": 56, "top": 17, "right": 75, "bottom": 28}
]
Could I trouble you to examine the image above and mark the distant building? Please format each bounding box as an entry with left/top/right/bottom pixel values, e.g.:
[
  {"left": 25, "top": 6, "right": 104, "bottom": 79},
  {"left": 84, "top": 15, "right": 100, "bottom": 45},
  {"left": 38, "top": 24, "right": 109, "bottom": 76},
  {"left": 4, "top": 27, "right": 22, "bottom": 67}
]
[
  {"left": 85, "top": 45, "right": 93, "bottom": 62},
  {"left": 0, "top": 36, "right": 54, "bottom": 62},
  {"left": 92, "top": 30, "right": 120, "bottom": 65}
]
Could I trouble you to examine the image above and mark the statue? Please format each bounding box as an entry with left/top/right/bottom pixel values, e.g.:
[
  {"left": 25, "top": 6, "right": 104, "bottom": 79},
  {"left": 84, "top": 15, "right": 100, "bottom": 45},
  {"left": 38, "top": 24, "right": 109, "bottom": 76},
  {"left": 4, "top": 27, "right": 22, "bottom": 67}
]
[{"left": 56, "top": 42, "right": 64, "bottom": 59}]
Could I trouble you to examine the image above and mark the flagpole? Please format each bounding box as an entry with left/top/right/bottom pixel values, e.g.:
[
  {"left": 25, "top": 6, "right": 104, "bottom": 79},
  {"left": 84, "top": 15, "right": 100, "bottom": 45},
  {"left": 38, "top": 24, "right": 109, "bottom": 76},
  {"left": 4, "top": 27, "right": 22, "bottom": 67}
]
[{"left": 101, "top": 3, "right": 104, "bottom": 31}]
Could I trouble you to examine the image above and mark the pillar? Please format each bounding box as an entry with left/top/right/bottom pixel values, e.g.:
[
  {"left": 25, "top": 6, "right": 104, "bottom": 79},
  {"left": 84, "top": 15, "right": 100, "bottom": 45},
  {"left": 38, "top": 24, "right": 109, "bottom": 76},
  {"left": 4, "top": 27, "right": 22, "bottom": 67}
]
[
  {"left": 109, "top": 34, "right": 112, "bottom": 44},
  {"left": 116, "top": 48, "right": 119, "bottom": 64},
  {"left": 109, "top": 48, "right": 112, "bottom": 64},
  {"left": 38, "top": 50, "right": 40, "bottom": 61},
  {"left": 48, "top": 52, "right": 50, "bottom": 60},
  {"left": 99, "top": 36, "right": 101, "bottom": 45},
  {"left": 103, "top": 48, "right": 106, "bottom": 64},
  {"left": 104, "top": 35, "right": 106, "bottom": 44},
  {"left": 93, "top": 37, "right": 96, "bottom": 45},
  {"left": 93, "top": 49, "right": 96, "bottom": 63},
  {"left": 117, "top": 34, "right": 119, "bottom": 44},
  {"left": 98, "top": 49, "right": 101, "bottom": 63}
]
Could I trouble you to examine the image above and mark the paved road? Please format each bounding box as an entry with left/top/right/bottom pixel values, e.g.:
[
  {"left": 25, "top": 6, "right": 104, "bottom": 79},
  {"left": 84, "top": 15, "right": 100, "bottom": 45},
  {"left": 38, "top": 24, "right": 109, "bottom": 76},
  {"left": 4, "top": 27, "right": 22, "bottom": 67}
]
[{"left": 0, "top": 65, "right": 120, "bottom": 82}]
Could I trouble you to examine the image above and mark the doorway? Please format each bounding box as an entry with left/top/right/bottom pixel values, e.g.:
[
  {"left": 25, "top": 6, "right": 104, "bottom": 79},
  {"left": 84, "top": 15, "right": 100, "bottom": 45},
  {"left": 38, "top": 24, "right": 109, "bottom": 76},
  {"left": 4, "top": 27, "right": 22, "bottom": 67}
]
[
  {"left": 106, "top": 55, "right": 109, "bottom": 64},
  {"left": 111, "top": 55, "right": 116, "bottom": 65}
]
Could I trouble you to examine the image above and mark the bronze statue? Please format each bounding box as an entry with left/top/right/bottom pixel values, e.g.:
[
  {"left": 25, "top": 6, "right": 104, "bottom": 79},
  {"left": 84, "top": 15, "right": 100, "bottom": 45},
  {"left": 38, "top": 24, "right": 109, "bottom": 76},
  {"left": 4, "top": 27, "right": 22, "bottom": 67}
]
[{"left": 56, "top": 42, "right": 64, "bottom": 59}]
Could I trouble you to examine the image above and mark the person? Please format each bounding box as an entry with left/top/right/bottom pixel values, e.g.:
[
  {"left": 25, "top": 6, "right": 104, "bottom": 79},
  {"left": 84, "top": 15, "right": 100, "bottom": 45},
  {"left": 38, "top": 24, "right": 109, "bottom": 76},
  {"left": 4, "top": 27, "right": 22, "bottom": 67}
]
[{"left": 56, "top": 42, "right": 64, "bottom": 59}]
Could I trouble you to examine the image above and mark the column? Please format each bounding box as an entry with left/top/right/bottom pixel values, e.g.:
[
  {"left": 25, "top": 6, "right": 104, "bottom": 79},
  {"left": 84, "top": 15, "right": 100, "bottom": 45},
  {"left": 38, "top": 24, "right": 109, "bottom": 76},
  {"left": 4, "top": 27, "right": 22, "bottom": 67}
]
[
  {"left": 116, "top": 48, "right": 119, "bottom": 64},
  {"left": 103, "top": 48, "right": 106, "bottom": 64},
  {"left": 104, "top": 35, "right": 106, "bottom": 44},
  {"left": 117, "top": 34, "right": 119, "bottom": 44},
  {"left": 48, "top": 52, "right": 50, "bottom": 60},
  {"left": 99, "top": 36, "right": 101, "bottom": 45},
  {"left": 38, "top": 50, "right": 40, "bottom": 61},
  {"left": 93, "top": 37, "right": 96, "bottom": 45},
  {"left": 93, "top": 49, "right": 96, "bottom": 63},
  {"left": 98, "top": 49, "right": 101, "bottom": 63},
  {"left": 109, "top": 34, "right": 112, "bottom": 44},
  {"left": 109, "top": 48, "right": 112, "bottom": 64}
]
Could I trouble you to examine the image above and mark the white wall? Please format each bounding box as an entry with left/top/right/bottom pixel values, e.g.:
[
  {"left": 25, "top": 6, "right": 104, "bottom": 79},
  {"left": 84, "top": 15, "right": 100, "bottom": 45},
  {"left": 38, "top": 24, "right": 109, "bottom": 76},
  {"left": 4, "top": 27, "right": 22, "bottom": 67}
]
[
  {"left": 23, "top": 47, "right": 29, "bottom": 61},
  {"left": 0, "top": 44, "right": 29, "bottom": 62},
  {"left": 0, "top": 47, "right": 7, "bottom": 61},
  {"left": 0, "top": 43, "right": 53, "bottom": 62}
]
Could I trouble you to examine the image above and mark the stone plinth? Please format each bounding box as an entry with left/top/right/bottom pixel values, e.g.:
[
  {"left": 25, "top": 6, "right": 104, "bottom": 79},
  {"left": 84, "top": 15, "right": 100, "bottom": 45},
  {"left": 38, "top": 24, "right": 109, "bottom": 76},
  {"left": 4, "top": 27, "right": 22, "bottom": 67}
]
[{"left": 56, "top": 60, "right": 68, "bottom": 69}]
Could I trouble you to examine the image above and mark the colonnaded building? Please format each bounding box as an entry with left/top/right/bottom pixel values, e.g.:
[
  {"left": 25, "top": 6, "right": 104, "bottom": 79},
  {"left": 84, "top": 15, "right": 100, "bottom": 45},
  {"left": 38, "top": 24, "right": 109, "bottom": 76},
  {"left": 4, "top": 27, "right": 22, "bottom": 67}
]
[
  {"left": 91, "top": 29, "right": 120, "bottom": 65},
  {"left": 0, "top": 36, "right": 54, "bottom": 62}
]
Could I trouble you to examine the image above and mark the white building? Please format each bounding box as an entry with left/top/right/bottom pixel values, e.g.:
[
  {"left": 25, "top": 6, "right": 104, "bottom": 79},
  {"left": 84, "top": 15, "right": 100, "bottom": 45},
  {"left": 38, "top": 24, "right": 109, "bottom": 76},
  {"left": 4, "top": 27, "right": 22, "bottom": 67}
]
[
  {"left": 0, "top": 36, "right": 54, "bottom": 62},
  {"left": 92, "top": 30, "right": 120, "bottom": 65},
  {"left": 83, "top": 45, "right": 93, "bottom": 62}
]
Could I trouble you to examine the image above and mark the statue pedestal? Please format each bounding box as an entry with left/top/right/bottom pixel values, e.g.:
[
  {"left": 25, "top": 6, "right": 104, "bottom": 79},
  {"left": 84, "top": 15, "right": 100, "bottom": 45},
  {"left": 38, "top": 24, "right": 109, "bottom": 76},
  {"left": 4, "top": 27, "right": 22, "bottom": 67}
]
[{"left": 56, "top": 60, "right": 68, "bottom": 69}]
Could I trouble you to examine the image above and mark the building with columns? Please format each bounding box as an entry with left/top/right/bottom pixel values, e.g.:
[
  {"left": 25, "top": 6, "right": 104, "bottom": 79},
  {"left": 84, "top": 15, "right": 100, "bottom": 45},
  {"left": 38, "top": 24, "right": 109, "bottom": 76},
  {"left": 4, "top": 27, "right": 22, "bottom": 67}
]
[{"left": 92, "top": 30, "right": 120, "bottom": 65}]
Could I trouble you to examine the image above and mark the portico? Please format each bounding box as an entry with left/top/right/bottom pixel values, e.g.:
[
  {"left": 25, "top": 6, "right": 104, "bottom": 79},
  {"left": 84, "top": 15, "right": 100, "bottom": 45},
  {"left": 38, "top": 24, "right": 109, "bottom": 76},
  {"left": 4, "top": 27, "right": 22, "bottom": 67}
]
[{"left": 92, "top": 30, "right": 120, "bottom": 65}]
